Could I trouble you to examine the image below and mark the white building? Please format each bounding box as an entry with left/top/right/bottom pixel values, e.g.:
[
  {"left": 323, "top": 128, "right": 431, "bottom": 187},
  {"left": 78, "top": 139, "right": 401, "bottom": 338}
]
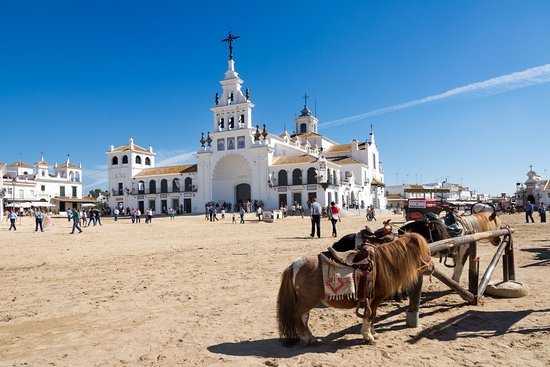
[
  {"left": 107, "top": 44, "right": 386, "bottom": 214},
  {"left": 0, "top": 163, "right": 5, "bottom": 222},
  {"left": 515, "top": 168, "right": 550, "bottom": 207},
  {"left": 2, "top": 155, "right": 89, "bottom": 212}
]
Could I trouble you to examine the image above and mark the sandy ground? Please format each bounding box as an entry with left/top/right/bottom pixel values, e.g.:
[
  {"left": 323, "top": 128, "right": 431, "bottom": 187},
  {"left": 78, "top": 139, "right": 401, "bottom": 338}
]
[{"left": 0, "top": 211, "right": 549, "bottom": 367}]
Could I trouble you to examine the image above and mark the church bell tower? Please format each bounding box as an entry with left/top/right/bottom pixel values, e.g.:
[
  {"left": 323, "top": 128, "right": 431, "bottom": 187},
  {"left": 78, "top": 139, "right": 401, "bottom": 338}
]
[{"left": 210, "top": 32, "right": 254, "bottom": 133}]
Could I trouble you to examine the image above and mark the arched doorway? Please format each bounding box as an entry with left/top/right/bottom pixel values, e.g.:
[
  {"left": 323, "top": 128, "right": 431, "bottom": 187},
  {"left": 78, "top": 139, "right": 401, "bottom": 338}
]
[
  {"left": 236, "top": 183, "right": 251, "bottom": 209},
  {"left": 212, "top": 154, "right": 252, "bottom": 205},
  {"left": 527, "top": 194, "right": 535, "bottom": 204}
]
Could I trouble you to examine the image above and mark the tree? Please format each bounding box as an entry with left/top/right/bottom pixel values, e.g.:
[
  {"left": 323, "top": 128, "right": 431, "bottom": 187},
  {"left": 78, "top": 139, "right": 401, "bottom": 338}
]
[{"left": 89, "top": 188, "right": 103, "bottom": 199}]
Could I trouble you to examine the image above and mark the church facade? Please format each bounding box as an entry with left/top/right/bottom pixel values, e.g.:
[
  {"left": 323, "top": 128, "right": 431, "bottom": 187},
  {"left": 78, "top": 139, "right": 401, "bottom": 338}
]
[
  {"left": 107, "top": 43, "right": 386, "bottom": 214},
  {"left": 515, "top": 168, "right": 549, "bottom": 207}
]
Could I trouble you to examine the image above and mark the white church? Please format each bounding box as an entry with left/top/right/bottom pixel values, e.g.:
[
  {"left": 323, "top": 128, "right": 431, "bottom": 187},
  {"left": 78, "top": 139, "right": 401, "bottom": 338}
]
[{"left": 107, "top": 35, "right": 386, "bottom": 214}]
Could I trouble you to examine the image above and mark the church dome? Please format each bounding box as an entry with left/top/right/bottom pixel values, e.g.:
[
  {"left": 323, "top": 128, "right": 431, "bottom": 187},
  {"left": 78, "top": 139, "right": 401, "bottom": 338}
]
[{"left": 300, "top": 106, "right": 312, "bottom": 117}]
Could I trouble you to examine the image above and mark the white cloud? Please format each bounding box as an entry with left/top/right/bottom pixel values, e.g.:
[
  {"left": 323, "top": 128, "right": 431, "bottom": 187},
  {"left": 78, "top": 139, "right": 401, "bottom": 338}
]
[{"left": 320, "top": 64, "right": 550, "bottom": 128}]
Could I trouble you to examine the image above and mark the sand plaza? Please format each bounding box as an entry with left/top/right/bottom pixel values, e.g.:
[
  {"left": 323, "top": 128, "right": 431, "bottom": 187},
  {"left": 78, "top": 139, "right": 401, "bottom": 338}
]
[{"left": 0, "top": 212, "right": 549, "bottom": 366}]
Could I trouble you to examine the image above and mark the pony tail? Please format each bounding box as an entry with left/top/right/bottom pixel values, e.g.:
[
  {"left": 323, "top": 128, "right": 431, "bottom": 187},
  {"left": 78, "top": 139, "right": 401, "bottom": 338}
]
[{"left": 277, "top": 265, "right": 299, "bottom": 346}]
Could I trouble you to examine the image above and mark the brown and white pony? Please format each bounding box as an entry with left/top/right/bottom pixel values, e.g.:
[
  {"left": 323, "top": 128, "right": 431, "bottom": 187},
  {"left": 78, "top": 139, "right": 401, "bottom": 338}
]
[
  {"left": 449, "top": 211, "right": 502, "bottom": 282},
  {"left": 277, "top": 233, "right": 433, "bottom": 346}
]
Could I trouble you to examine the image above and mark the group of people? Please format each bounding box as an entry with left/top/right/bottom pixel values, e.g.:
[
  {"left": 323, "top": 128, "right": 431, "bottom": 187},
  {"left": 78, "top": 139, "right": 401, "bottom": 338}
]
[
  {"left": 205, "top": 202, "right": 249, "bottom": 224},
  {"left": 5, "top": 208, "right": 54, "bottom": 232},
  {"left": 524, "top": 201, "right": 547, "bottom": 223},
  {"left": 67, "top": 207, "right": 103, "bottom": 227},
  {"left": 124, "top": 208, "right": 155, "bottom": 224}
]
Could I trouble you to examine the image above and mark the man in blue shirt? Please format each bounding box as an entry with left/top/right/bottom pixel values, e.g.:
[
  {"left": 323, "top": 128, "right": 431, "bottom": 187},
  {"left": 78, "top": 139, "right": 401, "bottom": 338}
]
[
  {"left": 34, "top": 208, "right": 44, "bottom": 232},
  {"left": 525, "top": 201, "right": 535, "bottom": 223},
  {"left": 7, "top": 210, "right": 17, "bottom": 231},
  {"left": 309, "top": 198, "right": 323, "bottom": 238}
]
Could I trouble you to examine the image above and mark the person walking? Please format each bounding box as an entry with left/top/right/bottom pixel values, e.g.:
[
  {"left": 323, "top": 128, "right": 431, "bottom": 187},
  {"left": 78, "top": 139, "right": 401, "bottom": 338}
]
[
  {"left": 114, "top": 207, "right": 119, "bottom": 221},
  {"left": 70, "top": 208, "right": 83, "bottom": 234},
  {"left": 146, "top": 208, "right": 153, "bottom": 223},
  {"left": 309, "top": 198, "right": 322, "bottom": 238},
  {"left": 239, "top": 206, "right": 245, "bottom": 224},
  {"left": 66, "top": 208, "right": 72, "bottom": 222},
  {"left": 328, "top": 201, "right": 341, "bottom": 237},
  {"left": 232, "top": 210, "right": 236, "bottom": 223},
  {"left": 80, "top": 209, "right": 87, "bottom": 227},
  {"left": 7, "top": 210, "right": 17, "bottom": 231},
  {"left": 135, "top": 209, "right": 141, "bottom": 223},
  {"left": 525, "top": 201, "right": 535, "bottom": 223},
  {"left": 95, "top": 208, "right": 102, "bottom": 226},
  {"left": 539, "top": 202, "right": 547, "bottom": 223},
  {"left": 34, "top": 208, "right": 44, "bottom": 232},
  {"left": 256, "top": 206, "right": 263, "bottom": 221}
]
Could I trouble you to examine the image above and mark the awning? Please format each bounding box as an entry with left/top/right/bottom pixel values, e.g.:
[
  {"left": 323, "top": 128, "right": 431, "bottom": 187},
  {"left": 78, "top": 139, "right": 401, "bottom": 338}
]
[
  {"left": 371, "top": 178, "right": 385, "bottom": 187},
  {"left": 51, "top": 196, "right": 96, "bottom": 203}
]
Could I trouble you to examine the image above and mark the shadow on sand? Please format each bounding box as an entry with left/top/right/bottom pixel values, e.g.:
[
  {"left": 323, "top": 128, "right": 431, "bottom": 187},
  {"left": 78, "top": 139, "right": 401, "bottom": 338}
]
[
  {"left": 208, "top": 290, "right": 469, "bottom": 358},
  {"left": 408, "top": 308, "right": 550, "bottom": 344},
  {"left": 520, "top": 245, "right": 550, "bottom": 267}
]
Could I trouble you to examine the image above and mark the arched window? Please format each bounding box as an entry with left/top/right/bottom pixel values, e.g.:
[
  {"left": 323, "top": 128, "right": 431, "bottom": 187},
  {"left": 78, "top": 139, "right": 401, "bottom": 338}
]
[
  {"left": 307, "top": 167, "right": 317, "bottom": 184},
  {"left": 112, "top": 156, "right": 118, "bottom": 165},
  {"left": 122, "top": 155, "right": 128, "bottom": 164},
  {"left": 135, "top": 155, "right": 142, "bottom": 164},
  {"left": 75, "top": 172, "right": 80, "bottom": 182},
  {"left": 160, "top": 179, "right": 168, "bottom": 193},
  {"left": 292, "top": 168, "right": 302, "bottom": 185},
  {"left": 145, "top": 157, "right": 151, "bottom": 165},
  {"left": 149, "top": 180, "right": 156, "bottom": 194},
  {"left": 69, "top": 172, "right": 74, "bottom": 182},
  {"left": 300, "top": 123, "right": 307, "bottom": 133},
  {"left": 172, "top": 178, "right": 180, "bottom": 192},
  {"left": 138, "top": 181, "right": 145, "bottom": 194},
  {"left": 278, "top": 170, "right": 288, "bottom": 186},
  {"left": 184, "top": 177, "right": 193, "bottom": 191}
]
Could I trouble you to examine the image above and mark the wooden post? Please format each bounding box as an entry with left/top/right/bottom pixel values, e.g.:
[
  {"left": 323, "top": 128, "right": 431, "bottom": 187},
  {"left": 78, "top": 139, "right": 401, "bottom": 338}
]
[
  {"left": 477, "top": 234, "right": 511, "bottom": 302},
  {"left": 505, "top": 234, "right": 516, "bottom": 281},
  {"left": 432, "top": 267, "right": 475, "bottom": 303},
  {"left": 406, "top": 275, "right": 423, "bottom": 327},
  {"left": 502, "top": 253, "right": 509, "bottom": 282},
  {"left": 468, "top": 241, "right": 479, "bottom": 296}
]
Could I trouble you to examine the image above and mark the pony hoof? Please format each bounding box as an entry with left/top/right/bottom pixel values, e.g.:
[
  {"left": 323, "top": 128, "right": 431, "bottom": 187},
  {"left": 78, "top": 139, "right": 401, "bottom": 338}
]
[
  {"left": 363, "top": 334, "right": 376, "bottom": 344},
  {"left": 299, "top": 336, "right": 317, "bottom": 346}
]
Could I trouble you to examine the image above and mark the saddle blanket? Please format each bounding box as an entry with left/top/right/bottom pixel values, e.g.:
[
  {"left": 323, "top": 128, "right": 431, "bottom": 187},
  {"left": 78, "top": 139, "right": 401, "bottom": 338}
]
[{"left": 320, "top": 254, "right": 357, "bottom": 301}]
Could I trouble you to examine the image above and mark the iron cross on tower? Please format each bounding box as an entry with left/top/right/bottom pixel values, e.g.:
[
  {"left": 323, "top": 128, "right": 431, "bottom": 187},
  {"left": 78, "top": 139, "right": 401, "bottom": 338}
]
[
  {"left": 303, "top": 93, "right": 309, "bottom": 108},
  {"left": 222, "top": 32, "right": 240, "bottom": 60}
]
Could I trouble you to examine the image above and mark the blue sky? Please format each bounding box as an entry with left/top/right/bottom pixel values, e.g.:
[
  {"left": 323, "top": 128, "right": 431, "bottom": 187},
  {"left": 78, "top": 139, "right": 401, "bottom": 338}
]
[{"left": 1, "top": 1, "right": 549, "bottom": 195}]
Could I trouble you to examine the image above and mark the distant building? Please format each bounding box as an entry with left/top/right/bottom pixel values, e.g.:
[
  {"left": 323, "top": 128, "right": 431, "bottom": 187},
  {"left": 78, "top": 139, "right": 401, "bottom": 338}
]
[
  {"left": 2, "top": 155, "right": 91, "bottom": 212},
  {"left": 0, "top": 163, "right": 5, "bottom": 222},
  {"left": 515, "top": 168, "right": 549, "bottom": 206},
  {"left": 385, "top": 181, "right": 480, "bottom": 209},
  {"left": 106, "top": 42, "right": 386, "bottom": 214}
]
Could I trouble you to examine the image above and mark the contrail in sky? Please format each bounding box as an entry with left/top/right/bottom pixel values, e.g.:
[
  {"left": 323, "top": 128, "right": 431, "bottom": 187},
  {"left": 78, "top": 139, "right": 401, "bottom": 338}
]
[{"left": 320, "top": 64, "right": 550, "bottom": 128}]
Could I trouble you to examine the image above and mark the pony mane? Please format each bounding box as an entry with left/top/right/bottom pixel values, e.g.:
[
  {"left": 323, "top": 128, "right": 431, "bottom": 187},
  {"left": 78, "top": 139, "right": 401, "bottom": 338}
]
[
  {"left": 373, "top": 233, "right": 430, "bottom": 298},
  {"left": 460, "top": 212, "right": 501, "bottom": 233}
]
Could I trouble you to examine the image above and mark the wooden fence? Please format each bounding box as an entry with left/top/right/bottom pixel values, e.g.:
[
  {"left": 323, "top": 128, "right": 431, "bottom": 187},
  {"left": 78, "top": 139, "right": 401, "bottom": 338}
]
[{"left": 406, "top": 228, "right": 515, "bottom": 327}]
